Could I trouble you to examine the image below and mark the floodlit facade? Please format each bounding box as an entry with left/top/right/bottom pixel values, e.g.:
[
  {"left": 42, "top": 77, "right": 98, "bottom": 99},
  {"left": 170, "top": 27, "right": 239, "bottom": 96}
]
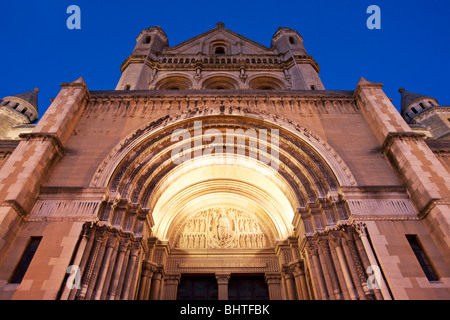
[{"left": 0, "top": 23, "right": 449, "bottom": 300}]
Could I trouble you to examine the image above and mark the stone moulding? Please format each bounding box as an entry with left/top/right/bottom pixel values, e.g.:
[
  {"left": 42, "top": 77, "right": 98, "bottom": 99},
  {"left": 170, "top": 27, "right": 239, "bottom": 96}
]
[
  {"left": 340, "top": 186, "right": 419, "bottom": 221},
  {"left": 27, "top": 187, "right": 108, "bottom": 222},
  {"left": 88, "top": 103, "right": 357, "bottom": 190}
]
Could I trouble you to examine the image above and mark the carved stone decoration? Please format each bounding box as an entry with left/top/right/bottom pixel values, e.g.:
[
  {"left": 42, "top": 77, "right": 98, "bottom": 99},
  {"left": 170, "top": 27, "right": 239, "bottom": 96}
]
[{"left": 174, "top": 207, "right": 271, "bottom": 249}]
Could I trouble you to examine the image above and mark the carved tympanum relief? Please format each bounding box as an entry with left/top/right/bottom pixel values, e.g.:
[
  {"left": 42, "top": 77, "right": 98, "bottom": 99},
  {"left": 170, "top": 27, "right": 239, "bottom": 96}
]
[{"left": 174, "top": 207, "right": 272, "bottom": 249}]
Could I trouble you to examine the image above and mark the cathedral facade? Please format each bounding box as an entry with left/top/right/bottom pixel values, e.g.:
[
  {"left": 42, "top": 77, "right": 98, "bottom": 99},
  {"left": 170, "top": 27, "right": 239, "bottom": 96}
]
[{"left": 0, "top": 23, "right": 449, "bottom": 300}]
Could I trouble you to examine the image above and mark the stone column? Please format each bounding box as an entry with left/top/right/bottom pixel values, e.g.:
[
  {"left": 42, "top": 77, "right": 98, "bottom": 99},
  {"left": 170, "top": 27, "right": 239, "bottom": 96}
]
[
  {"left": 354, "top": 222, "right": 392, "bottom": 300},
  {"left": 137, "top": 260, "right": 154, "bottom": 300},
  {"left": 282, "top": 267, "right": 297, "bottom": 300},
  {"left": 163, "top": 274, "right": 181, "bottom": 300},
  {"left": 329, "top": 230, "right": 357, "bottom": 300},
  {"left": 290, "top": 260, "right": 309, "bottom": 300},
  {"left": 317, "top": 236, "right": 342, "bottom": 300},
  {"left": 93, "top": 230, "right": 119, "bottom": 300},
  {"left": 215, "top": 273, "right": 231, "bottom": 300},
  {"left": 265, "top": 273, "right": 283, "bottom": 300},
  {"left": 121, "top": 238, "right": 142, "bottom": 299},
  {"left": 107, "top": 235, "right": 130, "bottom": 300},
  {"left": 149, "top": 267, "right": 163, "bottom": 300},
  {"left": 78, "top": 226, "right": 108, "bottom": 300},
  {"left": 305, "top": 239, "right": 328, "bottom": 300},
  {"left": 63, "top": 222, "right": 93, "bottom": 300}
]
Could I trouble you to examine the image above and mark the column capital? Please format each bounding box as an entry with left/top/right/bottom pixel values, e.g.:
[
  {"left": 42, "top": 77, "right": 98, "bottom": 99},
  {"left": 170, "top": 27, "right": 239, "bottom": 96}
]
[
  {"left": 265, "top": 272, "right": 282, "bottom": 283},
  {"left": 353, "top": 221, "right": 368, "bottom": 237},
  {"left": 215, "top": 273, "right": 231, "bottom": 285}
]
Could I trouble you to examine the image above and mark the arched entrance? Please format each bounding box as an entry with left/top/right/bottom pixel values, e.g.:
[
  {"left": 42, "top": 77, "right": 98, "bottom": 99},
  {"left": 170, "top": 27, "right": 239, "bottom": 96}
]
[{"left": 65, "top": 111, "right": 381, "bottom": 300}]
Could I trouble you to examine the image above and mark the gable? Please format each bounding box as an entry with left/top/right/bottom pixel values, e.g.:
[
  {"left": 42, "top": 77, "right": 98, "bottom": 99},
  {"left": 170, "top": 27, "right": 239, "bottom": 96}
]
[{"left": 164, "top": 25, "right": 273, "bottom": 55}]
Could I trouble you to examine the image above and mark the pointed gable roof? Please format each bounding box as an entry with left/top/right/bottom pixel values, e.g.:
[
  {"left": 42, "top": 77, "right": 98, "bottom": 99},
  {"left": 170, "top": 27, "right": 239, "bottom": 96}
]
[
  {"left": 13, "top": 88, "right": 39, "bottom": 110},
  {"left": 399, "top": 88, "right": 437, "bottom": 112},
  {"left": 165, "top": 22, "right": 272, "bottom": 54}
]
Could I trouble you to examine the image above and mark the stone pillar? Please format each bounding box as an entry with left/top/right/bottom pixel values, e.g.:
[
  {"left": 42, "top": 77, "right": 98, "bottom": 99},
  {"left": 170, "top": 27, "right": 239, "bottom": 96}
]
[
  {"left": 0, "top": 77, "right": 89, "bottom": 260},
  {"left": 282, "top": 267, "right": 297, "bottom": 300},
  {"left": 121, "top": 238, "right": 142, "bottom": 299},
  {"left": 354, "top": 77, "right": 450, "bottom": 266},
  {"left": 137, "top": 260, "right": 156, "bottom": 300},
  {"left": 354, "top": 222, "right": 391, "bottom": 300},
  {"left": 265, "top": 273, "right": 283, "bottom": 300},
  {"left": 93, "top": 230, "right": 119, "bottom": 300},
  {"left": 329, "top": 230, "right": 357, "bottom": 300},
  {"left": 215, "top": 273, "right": 231, "bottom": 300},
  {"left": 78, "top": 226, "right": 108, "bottom": 300},
  {"left": 163, "top": 274, "right": 181, "bottom": 300},
  {"left": 63, "top": 222, "right": 93, "bottom": 300},
  {"left": 289, "top": 260, "right": 309, "bottom": 300},
  {"left": 305, "top": 239, "right": 328, "bottom": 300},
  {"left": 149, "top": 268, "right": 163, "bottom": 300},
  {"left": 317, "top": 236, "right": 342, "bottom": 300},
  {"left": 107, "top": 235, "right": 131, "bottom": 300}
]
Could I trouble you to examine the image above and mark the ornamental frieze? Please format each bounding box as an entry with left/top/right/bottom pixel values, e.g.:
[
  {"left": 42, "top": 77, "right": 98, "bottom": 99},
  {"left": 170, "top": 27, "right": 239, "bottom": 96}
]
[{"left": 174, "top": 207, "right": 273, "bottom": 249}]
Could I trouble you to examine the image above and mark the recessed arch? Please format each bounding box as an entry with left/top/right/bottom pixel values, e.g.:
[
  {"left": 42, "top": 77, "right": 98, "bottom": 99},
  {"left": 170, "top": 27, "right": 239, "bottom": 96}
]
[
  {"left": 248, "top": 75, "right": 287, "bottom": 90},
  {"left": 91, "top": 109, "right": 357, "bottom": 245},
  {"left": 155, "top": 75, "right": 193, "bottom": 90},
  {"left": 201, "top": 75, "right": 239, "bottom": 90}
]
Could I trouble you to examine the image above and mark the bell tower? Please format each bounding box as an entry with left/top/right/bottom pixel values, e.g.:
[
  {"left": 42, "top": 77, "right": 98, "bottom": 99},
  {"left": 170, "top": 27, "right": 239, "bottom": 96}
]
[
  {"left": 0, "top": 88, "right": 39, "bottom": 139},
  {"left": 116, "top": 26, "right": 169, "bottom": 90},
  {"left": 271, "top": 27, "right": 325, "bottom": 90}
]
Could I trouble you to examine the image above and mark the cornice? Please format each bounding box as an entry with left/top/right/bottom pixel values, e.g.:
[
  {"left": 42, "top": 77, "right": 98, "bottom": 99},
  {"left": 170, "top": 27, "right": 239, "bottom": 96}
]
[
  {"left": 120, "top": 54, "right": 320, "bottom": 73},
  {"left": 19, "top": 132, "right": 65, "bottom": 156},
  {"left": 381, "top": 131, "right": 426, "bottom": 154}
]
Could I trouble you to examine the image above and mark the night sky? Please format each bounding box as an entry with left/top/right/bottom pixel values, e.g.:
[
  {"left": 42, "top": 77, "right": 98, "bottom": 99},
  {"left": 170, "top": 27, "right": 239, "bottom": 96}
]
[{"left": 1, "top": 0, "right": 449, "bottom": 119}]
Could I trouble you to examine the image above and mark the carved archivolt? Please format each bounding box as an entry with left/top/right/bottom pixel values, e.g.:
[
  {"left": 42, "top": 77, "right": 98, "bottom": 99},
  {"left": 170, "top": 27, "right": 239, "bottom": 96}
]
[{"left": 173, "top": 206, "right": 274, "bottom": 249}]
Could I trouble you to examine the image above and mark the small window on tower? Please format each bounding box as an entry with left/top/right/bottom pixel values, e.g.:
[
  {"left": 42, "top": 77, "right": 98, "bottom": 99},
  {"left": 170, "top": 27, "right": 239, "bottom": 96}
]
[
  {"left": 215, "top": 47, "right": 225, "bottom": 54},
  {"left": 10, "top": 237, "right": 42, "bottom": 284},
  {"left": 419, "top": 103, "right": 425, "bottom": 110},
  {"left": 289, "top": 37, "right": 295, "bottom": 44},
  {"left": 310, "top": 85, "right": 316, "bottom": 90},
  {"left": 411, "top": 107, "right": 418, "bottom": 114},
  {"left": 125, "top": 85, "right": 131, "bottom": 91},
  {"left": 144, "top": 36, "right": 151, "bottom": 44},
  {"left": 406, "top": 235, "right": 439, "bottom": 281}
]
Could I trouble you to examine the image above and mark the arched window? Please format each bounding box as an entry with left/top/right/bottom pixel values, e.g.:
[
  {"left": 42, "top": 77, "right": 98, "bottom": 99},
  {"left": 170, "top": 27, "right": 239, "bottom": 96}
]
[
  {"left": 155, "top": 76, "right": 193, "bottom": 90},
  {"left": 215, "top": 47, "right": 225, "bottom": 54},
  {"left": 125, "top": 84, "right": 131, "bottom": 91},
  {"left": 248, "top": 76, "right": 287, "bottom": 90},
  {"left": 289, "top": 37, "right": 295, "bottom": 44},
  {"left": 202, "top": 76, "right": 239, "bottom": 90},
  {"left": 144, "top": 36, "right": 151, "bottom": 44}
]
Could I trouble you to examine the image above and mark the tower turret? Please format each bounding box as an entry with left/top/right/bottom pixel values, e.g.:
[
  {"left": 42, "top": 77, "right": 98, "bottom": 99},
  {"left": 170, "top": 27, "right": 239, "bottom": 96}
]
[
  {"left": 0, "top": 88, "right": 39, "bottom": 139},
  {"left": 399, "top": 88, "right": 450, "bottom": 139},
  {"left": 271, "top": 27, "right": 324, "bottom": 90},
  {"left": 116, "top": 26, "right": 169, "bottom": 90}
]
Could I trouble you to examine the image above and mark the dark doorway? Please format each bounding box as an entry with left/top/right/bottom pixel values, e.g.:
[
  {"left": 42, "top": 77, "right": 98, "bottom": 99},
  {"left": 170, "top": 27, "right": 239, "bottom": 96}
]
[
  {"left": 228, "top": 275, "right": 269, "bottom": 300},
  {"left": 177, "top": 276, "right": 218, "bottom": 300}
]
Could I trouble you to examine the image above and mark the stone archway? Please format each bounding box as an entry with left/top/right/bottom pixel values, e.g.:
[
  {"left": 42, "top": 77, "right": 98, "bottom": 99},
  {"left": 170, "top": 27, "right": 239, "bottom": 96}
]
[{"left": 65, "top": 110, "right": 383, "bottom": 300}]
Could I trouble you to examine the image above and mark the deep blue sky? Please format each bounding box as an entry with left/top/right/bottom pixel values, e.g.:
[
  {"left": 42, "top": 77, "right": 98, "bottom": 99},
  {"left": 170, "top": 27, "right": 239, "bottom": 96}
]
[{"left": 1, "top": 0, "right": 449, "bottom": 120}]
